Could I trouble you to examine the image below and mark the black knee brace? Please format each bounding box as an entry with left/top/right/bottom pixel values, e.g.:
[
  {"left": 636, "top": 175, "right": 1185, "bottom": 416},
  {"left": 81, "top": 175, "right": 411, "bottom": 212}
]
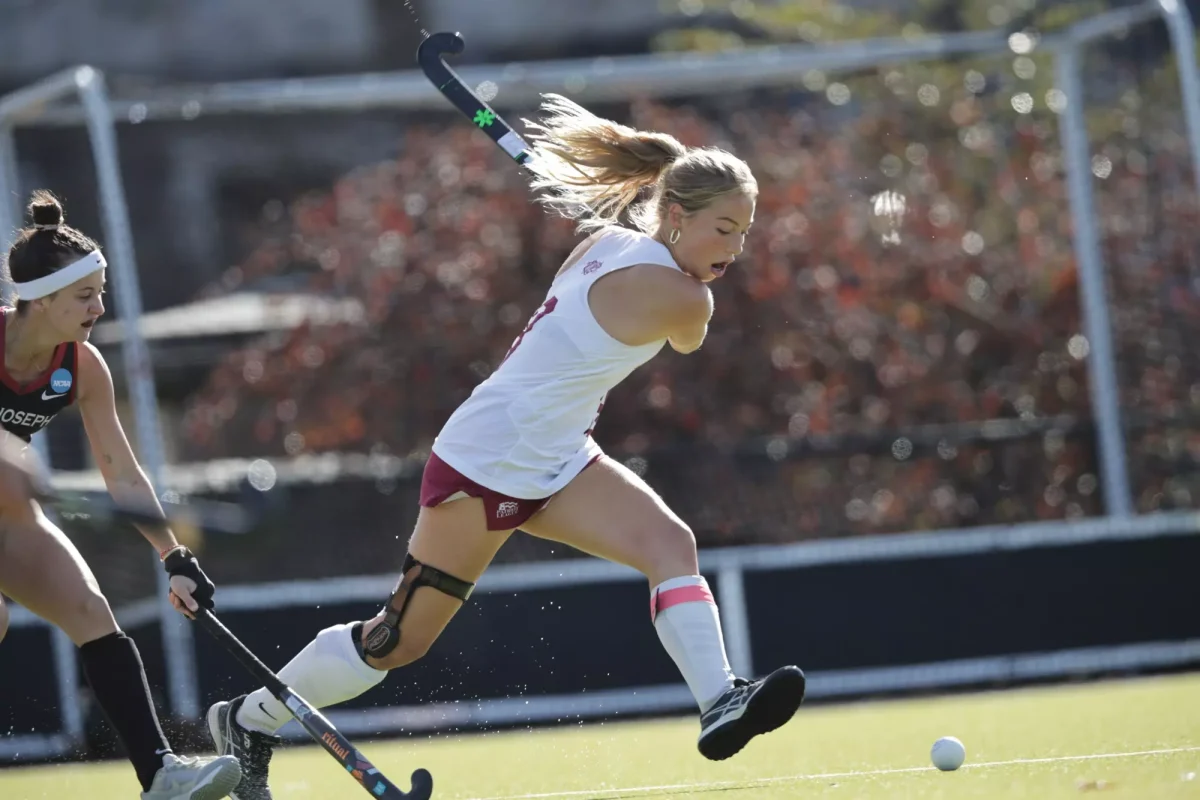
[{"left": 363, "top": 553, "right": 475, "bottom": 659}]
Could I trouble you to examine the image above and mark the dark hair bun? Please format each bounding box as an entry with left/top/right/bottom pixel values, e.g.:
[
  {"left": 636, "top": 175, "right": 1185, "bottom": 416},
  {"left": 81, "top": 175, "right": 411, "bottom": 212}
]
[{"left": 28, "top": 190, "right": 64, "bottom": 229}]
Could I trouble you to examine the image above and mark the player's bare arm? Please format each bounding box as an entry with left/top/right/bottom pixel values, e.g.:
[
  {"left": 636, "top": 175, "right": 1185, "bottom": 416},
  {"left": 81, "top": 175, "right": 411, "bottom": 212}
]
[
  {"left": 589, "top": 264, "right": 714, "bottom": 352},
  {"left": 78, "top": 341, "right": 209, "bottom": 617},
  {"left": 665, "top": 276, "right": 715, "bottom": 354},
  {"left": 76, "top": 342, "right": 176, "bottom": 549}
]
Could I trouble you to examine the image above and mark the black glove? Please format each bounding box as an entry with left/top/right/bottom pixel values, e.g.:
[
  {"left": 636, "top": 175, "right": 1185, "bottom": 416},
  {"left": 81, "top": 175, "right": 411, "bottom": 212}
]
[{"left": 162, "top": 546, "right": 216, "bottom": 610}]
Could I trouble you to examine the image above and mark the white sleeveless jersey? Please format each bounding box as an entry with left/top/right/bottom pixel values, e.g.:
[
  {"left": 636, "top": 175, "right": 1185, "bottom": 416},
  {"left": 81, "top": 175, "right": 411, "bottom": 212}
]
[{"left": 432, "top": 226, "right": 682, "bottom": 499}]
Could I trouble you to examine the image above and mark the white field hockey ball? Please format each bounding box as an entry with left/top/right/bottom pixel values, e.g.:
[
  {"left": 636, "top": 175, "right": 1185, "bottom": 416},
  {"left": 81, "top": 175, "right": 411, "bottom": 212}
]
[{"left": 931, "top": 736, "right": 966, "bottom": 771}]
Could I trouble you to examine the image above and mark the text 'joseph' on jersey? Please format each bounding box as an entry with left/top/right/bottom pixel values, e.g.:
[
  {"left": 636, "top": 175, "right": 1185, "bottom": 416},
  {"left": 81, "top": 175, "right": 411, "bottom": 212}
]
[
  {"left": 0, "top": 307, "right": 79, "bottom": 442},
  {"left": 432, "top": 226, "right": 683, "bottom": 500}
]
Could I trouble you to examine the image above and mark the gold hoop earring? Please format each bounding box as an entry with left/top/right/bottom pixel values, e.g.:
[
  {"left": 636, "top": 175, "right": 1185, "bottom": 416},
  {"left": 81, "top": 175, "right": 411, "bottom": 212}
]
[{"left": 669, "top": 228, "right": 680, "bottom": 245}]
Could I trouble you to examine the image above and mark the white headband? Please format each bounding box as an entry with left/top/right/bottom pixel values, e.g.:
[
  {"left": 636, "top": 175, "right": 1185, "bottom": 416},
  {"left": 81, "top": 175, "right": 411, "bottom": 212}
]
[{"left": 13, "top": 250, "right": 107, "bottom": 300}]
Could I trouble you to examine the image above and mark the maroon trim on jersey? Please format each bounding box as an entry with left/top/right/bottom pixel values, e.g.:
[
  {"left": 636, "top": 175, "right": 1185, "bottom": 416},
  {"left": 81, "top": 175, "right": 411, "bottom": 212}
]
[
  {"left": 0, "top": 306, "right": 73, "bottom": 395},
  {"left": 68, "top": 342, "right": 79, "bottom": 404}
]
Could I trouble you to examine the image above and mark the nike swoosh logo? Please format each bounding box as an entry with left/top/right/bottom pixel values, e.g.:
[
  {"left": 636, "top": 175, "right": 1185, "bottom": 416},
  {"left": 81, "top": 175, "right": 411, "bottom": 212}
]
[
  {"left": 42, "top": 390, "right": 68, "bottom": 400},
  {"left": 258, "top": 702, "right": 277, "bottom": 720}
]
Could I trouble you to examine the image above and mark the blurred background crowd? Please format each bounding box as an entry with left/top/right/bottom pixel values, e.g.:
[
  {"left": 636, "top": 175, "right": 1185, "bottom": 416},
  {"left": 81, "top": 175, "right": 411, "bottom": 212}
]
[
  {"left": 5, "top": 0, "right": 1200, "bottom": 597},
  {"left": 178, "top": 60, "right": 1199, "bottom": 552}
]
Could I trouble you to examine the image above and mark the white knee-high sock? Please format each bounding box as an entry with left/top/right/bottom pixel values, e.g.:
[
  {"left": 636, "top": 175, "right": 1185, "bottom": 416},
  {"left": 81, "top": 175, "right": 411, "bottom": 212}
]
[
  {"left": 651, "top": 575, "right": 736, "bottom": 712},
  {"left": 236, "top": 623, "right": 387, "bottom": 735}
]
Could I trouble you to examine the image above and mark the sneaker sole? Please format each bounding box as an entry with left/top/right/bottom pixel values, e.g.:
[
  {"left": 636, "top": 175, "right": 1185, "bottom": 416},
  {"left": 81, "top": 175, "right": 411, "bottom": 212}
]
[
  {"left": 188, "top": 759, "right": 243, "bottom": 800},
  {"left": 206, "top": 702, "right": 231, "bottom": 756},
  {"left": 206, "top": 702, "right": 248, "bottom": 800},
  {"left": 698, "top": 667, "right": 806, "bottom": 761}
]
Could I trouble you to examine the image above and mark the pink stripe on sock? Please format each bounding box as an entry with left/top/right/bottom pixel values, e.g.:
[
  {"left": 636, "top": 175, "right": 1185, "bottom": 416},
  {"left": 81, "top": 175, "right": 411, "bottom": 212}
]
[{"left": 650, "top": 584, "right": 715, "bottom": 623}]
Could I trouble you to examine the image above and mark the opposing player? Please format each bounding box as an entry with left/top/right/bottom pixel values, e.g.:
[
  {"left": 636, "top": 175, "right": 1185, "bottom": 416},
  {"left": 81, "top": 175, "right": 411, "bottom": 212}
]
[
  {"left": 208, "top": 94, "right": 805, "bottom": 799},
  {"left": 0, "top": 192, "right": 242, "bottom": 800}
]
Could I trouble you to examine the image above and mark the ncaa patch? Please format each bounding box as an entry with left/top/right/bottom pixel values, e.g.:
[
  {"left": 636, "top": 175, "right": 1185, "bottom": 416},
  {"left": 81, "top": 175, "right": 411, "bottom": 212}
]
[{"left": 49, "top": 368, "right": 72, "bottom": 395}]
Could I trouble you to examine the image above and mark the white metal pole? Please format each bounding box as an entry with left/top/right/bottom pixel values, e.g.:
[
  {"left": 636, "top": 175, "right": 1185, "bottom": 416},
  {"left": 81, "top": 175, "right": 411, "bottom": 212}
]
[
  {"left": 717, "top": 566, "right": 755, "bottom": 679},
  {"left": 0, "top": 126, "right": 18, "bottom": 265},
  {"left": 52, "top": 627, "right": 85, "bottom": 742},
  {"left": 12, "top": 6, "right": 1163, "bottom": 128},
  {"left": 1, "top": 104, "right": 85, "bottom": 750},
  {"left": 1156, "top": 0, "right": 1200, "bottom": 194},
  {"left": 1054, "top": 47, "right": 1135, "bottom": 516},
  {"left": 76, "top": 67, "right": 200, "bottom": 720}
]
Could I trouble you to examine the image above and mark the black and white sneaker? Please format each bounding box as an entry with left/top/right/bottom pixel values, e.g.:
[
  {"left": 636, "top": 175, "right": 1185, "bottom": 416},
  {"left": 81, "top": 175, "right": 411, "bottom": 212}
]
[
  {"left": 697, "top": 665, "right": 806, "bottom": 761},
  {"left": 207, "top": 695, "right": 281, "bottom": 800}
]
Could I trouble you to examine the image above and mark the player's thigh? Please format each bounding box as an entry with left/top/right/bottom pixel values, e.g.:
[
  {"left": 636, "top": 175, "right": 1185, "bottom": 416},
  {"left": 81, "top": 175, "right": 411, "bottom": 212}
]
[
  {"left": 0, "top": 507, "right": 117, "bottom": 645},
  {"left": 521, "top": 456, "right": 698, "bottom": 582},
  {"left": 365, "top": 498, "right": 512, "bottom": 669}
]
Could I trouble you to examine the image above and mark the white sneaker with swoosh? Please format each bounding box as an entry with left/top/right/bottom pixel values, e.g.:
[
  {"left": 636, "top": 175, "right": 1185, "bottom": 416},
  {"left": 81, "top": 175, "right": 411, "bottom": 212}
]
[{"left": 140, "top": 753, "right": 242, "bottom": 800}]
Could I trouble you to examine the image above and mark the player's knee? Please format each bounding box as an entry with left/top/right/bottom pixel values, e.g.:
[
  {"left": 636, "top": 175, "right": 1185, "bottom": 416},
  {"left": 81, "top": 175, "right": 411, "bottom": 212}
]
[
  {"left": 79, "top": 586, "right": 113, "bottom": 623},
  {"left": 362, "top": 554, "right": 474, "bottom": 670},
  {"left": 65, "top": 589, "right": 116, "bottom": 644},
  {"left": 364, "top": 619, "right": 438, "bottom": 671},
  {"left": 378, "top": 634, "right": 435, "bottom": 671},
  {"left": 638, "top": 520, "right": 698, "bottom": 579}
]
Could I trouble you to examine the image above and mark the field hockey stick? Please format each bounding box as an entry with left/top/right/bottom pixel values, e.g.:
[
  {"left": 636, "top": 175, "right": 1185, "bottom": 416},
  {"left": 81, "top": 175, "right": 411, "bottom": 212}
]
[
  {"left": 417, "top": 31, "right": 533, "bottom": 167},
  {"left": 196, "top": 608, "right": 434, "bottom": 800},
  {"left": 35, "top": 488, "right": 255, "bottom": 536},
  {"left": 0, "top": 436, "right": 255, "bottom": 535}
]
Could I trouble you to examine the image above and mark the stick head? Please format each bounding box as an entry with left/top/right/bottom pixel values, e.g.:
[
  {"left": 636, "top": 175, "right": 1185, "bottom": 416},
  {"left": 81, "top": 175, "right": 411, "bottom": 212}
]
[
  {"left": 417, "top": 31, "right": 465, "bottom": 69},
  {"left": 408, "top": 768, "right": 434, "bottom": 799}
]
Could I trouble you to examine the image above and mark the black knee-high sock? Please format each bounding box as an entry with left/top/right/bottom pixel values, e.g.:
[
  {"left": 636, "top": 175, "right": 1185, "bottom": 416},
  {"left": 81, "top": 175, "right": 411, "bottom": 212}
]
[{"left": 80, "top": 631, "right": 172, "bottom": 791}]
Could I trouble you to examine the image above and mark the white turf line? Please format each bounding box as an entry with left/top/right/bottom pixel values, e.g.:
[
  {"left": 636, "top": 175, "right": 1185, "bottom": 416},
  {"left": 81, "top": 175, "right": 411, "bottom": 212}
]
[{"left": 462, "top": 746, "right": 1200, "bottom": 800}]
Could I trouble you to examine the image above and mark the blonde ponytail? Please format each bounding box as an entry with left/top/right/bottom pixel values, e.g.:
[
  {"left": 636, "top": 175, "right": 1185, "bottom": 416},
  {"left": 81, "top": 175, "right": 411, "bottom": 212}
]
[{"left": 523, "top": 94, "right": 687, "bottom": 232}]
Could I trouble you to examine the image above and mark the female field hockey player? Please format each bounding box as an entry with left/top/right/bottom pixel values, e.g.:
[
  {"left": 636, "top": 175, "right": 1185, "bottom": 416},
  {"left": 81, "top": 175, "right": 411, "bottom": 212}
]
[
  {"left": 209, "top": 94, "right": 805, "bottom": 799},
  {"left": 0, "top": 192, "right": 242, "bottom": 800}
]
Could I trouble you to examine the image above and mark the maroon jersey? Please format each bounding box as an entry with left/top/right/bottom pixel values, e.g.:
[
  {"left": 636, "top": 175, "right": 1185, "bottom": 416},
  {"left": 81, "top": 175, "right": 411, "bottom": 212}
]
[{"left": 0, "top": 307, "right": 79, "bottom": 442}]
